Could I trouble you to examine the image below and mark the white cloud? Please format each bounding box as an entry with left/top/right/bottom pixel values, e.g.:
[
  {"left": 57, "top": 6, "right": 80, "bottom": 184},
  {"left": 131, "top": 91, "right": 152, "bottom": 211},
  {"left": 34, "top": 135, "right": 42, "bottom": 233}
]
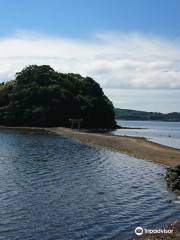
[
  {"left": 0, "top": 31, "right": 180, "bottom": 111},
  {"left": 104, "top": 88, "right": 180, "bottom": 113},
  {"left": 0, "top": 31, "right": 180, "bottom": 90}
]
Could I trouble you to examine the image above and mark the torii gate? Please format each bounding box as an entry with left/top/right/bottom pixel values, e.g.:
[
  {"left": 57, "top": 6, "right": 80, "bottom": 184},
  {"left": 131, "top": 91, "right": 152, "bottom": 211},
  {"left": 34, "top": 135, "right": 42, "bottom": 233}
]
[{"left": 69, "top": 119, "right": 83, "bottom": 131}]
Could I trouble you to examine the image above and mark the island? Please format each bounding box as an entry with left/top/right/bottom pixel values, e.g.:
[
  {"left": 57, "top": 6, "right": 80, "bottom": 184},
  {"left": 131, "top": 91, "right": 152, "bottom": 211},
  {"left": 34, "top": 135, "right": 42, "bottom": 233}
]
[
  {"left": 0, "top": 65, "right": 116, "bottom": 129},
  {"left": 0, "top": 65, "right": 179, "bottom": 168},
  {"left": 0, "top": 65, "right": 180, "bottom": 240}
]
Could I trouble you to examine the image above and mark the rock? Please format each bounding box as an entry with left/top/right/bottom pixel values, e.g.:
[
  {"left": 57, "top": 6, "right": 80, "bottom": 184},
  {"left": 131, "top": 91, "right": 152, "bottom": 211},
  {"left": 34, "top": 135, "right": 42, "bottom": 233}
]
[{"left": 165, "top": 165, "right": 180, "bottom": 195}]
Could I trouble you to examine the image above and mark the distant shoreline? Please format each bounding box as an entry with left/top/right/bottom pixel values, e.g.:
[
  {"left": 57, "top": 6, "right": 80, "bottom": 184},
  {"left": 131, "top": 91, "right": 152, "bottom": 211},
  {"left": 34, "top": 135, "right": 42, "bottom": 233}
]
[
  {"left": 1, "top": 126, "right": 180, "bottom": 167},
  {"left": 116, "top": 118, "right": 180, "bottom": 122},
  {"left": 115, "top": 108, "right": 180, "bottom": 122}
]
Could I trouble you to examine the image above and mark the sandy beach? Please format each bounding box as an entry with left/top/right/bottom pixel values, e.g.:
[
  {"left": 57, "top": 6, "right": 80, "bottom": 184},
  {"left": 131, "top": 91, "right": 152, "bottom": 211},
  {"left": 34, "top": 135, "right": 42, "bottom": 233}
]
[
  {"left": 0, "top": 126, "right": 180, "bottom": 167},
  {"left": 46, "top": 127, "right": 180, "bottom": 167}
]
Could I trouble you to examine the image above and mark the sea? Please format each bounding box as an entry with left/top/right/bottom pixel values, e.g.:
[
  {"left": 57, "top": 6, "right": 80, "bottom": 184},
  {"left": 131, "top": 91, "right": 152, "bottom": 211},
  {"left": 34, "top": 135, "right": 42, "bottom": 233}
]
[
  {"left": 113, "top": 120, "right": 180, "bottom": 149},
  {"left": 0, "top": 129, "right": 180, "bottom": 240}
]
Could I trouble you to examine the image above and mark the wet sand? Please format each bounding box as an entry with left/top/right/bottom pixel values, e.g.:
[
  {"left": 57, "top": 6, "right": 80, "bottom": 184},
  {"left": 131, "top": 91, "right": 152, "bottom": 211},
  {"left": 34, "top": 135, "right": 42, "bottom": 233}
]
[
  {"left": 47, "top": 127, "right": 180, "bottom": 167},
  {"left": 0, "top": 126, "right": 180, "bottom": 167}
]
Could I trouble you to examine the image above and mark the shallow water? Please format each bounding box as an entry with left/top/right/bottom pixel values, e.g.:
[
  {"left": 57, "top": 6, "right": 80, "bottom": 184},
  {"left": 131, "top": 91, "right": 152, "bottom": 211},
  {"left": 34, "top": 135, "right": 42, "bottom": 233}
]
[
  {"left": 0, "top": 129, "right": 179, "bottom": 240},
  {"left": 114, "top": 120, "right": 180, "bottom": 149}
]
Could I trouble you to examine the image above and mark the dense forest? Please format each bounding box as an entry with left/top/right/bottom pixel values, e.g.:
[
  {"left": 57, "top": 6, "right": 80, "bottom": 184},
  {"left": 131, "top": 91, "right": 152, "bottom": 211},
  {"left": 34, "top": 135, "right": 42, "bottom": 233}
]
[
  {"left": 0, "top": 65, "right": 116, "bottom": 128},
  {"left": 115, "top": 108, "right": 180, "bottom": 122}
]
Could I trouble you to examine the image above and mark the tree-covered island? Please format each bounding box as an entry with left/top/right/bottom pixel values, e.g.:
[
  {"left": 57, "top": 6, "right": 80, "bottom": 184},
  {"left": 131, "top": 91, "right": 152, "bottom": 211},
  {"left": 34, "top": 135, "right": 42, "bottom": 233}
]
[{"left": 0, "top": 65, "right": 116, "bottom": 128}]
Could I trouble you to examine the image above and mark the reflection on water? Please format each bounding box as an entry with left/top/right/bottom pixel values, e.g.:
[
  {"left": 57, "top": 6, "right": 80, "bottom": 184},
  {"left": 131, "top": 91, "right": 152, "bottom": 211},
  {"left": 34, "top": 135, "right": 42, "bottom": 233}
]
[
  {"left": 0, "top": 129, "right": 179, "bottom": 240},
  {"left": 114, "top": 120, "right": 180, "bottom": 149}
]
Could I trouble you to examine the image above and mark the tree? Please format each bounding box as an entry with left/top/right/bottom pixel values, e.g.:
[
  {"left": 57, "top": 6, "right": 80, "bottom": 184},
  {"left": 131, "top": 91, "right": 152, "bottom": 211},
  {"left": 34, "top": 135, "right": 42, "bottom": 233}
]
[{"left": 0, "top": 65, "right": 116, "bottom": 128}]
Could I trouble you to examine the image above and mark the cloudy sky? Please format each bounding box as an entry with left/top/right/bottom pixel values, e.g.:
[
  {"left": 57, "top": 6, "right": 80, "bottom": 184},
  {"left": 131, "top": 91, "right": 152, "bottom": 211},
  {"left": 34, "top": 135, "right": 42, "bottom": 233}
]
[{"left": 0, "top": 0, "right": 180, "bottom": 112}]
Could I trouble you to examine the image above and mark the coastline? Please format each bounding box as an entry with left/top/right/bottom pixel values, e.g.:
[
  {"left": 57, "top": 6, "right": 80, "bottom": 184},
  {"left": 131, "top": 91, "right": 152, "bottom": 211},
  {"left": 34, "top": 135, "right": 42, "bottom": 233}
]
[
  {"left": 0, "top": 126, "right": 180, "bottom": 239},
  {"left": 47, "top": 127, "right": 180, "bottom": 167},
  {"left": 1, "top": 126, "right": 180, "bottom": 167}
]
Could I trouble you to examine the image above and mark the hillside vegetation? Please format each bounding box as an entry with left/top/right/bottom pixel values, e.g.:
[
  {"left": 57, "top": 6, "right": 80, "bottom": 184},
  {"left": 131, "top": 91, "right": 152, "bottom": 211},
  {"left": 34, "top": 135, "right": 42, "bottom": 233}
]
[
  {"left": 0, "top": 65, "right": 116, "bottom": 128},
  {"left": 115, "top": 108, "right": 180, "bottom": 121}
]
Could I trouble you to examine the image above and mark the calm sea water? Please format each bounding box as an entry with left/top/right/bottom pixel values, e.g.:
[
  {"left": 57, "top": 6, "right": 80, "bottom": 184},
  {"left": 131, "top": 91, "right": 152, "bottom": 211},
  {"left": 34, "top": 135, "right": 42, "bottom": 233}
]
[
  {"left": 114, "top": 120, "right": 180, "bottom": 149},
  {"left": 0, "top": 129, "right": 180, "bottom": 240}
]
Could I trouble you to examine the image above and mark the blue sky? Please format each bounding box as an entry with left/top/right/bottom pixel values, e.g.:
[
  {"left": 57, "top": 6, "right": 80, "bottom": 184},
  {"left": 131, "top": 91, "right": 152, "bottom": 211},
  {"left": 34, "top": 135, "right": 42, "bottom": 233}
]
[
  {"left": 1, "top": 0, "right": 180, "bottom": 38},
  {"left": 0, "top": 0, "right": 180, "bottom": 112}
]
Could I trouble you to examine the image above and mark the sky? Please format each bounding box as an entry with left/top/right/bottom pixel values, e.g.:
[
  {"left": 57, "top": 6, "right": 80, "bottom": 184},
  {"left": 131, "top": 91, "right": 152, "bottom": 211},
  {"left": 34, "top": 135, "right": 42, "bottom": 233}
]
[{"left": 0, "top": 0, "right": 180, "bottom": 112}]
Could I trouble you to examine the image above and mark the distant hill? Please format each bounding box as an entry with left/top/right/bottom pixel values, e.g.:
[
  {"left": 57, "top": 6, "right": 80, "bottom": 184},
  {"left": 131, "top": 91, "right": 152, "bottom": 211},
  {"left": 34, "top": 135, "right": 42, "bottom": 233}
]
[{"left": 115, "top": 108, "right": 180, "bottom": 122}]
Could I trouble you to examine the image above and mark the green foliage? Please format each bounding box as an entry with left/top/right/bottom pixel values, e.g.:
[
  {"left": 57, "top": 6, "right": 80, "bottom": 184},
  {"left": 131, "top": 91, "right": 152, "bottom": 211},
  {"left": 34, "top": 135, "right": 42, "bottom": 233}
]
[{"left": 0, "top": 65, "right": 116, "bottom": 128}]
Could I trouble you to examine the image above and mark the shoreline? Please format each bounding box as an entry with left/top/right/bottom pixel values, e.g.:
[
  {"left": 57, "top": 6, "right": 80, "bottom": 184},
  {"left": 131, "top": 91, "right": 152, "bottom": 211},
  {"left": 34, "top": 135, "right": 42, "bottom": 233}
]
[
  {"left": 47, "top": 127, "right": 180, "bottom": 167},
  {"left": 1, "top": 126, "right": 180, "bottom": 167},
  {"left": 1, "top": 126, "right": 180, "bottom": 239}
]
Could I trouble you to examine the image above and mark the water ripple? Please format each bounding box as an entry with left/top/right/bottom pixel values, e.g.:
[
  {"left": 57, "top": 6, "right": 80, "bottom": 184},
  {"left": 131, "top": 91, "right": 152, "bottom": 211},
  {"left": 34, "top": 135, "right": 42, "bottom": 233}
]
[{"left": 0, "top": 129, "right": 179, "bottom": 240}]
